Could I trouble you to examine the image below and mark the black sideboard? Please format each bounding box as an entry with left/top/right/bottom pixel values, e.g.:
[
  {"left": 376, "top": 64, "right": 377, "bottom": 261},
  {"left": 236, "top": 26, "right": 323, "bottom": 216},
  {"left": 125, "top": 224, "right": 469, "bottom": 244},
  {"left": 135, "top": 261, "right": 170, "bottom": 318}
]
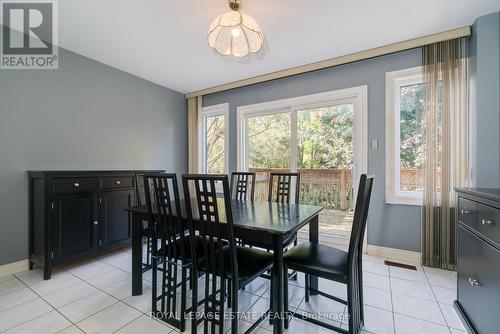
[
  {"left": 28, "top": 170, "right": 162, "bottom": 280},
  {"left": 455, "top": 187, "right": 500, "bottom": 334}
]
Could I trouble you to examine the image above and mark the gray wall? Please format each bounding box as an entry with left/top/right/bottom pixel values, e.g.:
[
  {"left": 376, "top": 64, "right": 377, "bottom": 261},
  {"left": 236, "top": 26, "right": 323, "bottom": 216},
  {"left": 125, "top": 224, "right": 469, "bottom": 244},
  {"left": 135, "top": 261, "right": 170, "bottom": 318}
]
[
  {"left": 204, "top": 49, "right": 423, "bottom": 252},
  {"left": 469, "top": 11, "right": 500, "bottom": 188},
  {"left": 0, "top": 44, "right": 187, "bottom": 265}
]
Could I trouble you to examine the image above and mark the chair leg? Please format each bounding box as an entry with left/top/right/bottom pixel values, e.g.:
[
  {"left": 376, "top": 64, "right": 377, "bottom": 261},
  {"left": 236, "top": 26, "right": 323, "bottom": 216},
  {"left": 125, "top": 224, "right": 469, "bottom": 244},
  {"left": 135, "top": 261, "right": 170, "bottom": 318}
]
[
  {"left": 230, "top": 280, "right": 238, "bottom": 334},
  {"left": 269, "top": 277, "right": 274, "bottom": 325},
  {"left": 358, "top": 261, "right": 364, "bottom": 323},
  {"left": 219, "top": 277, "right": 226, "bottom": 334},
  {"left": 146, "top": 237, "right": 152, "bottom": 266},
  {"left": 180, "top": 265, "right": 187, "bottom": 332},
  {"left": 284, "top": 264, "right": 289, "bottom": 329},
  {"left": 191, "top": 268, "right": 199, "bottom": 334},
  {"left": 304, "top": 273, "right": 310, "bottom": 303},
  {"left": 227, "top": 279, "right": 232, "bottom": 308},
  {"left": 151, "top": 256, "right": 158, "bottom": 315}
]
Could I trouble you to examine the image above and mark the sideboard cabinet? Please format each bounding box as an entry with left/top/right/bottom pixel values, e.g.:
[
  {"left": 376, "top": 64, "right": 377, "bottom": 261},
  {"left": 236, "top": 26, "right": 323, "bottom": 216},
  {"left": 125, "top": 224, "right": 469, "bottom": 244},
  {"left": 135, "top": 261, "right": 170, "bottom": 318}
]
[
  {"left": 28, "top": 170, "right": 162, "bottom": 279},
  {"left": 455, "top": 188, "right": 500, "bottom": 334}
]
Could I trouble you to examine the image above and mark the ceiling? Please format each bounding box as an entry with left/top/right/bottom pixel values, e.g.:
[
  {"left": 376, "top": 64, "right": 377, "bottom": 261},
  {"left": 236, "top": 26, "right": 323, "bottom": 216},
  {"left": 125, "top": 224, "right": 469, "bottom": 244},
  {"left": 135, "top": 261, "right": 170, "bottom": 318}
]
[{"left": 59, "top": 0, "right": 499, "bottom": 94}]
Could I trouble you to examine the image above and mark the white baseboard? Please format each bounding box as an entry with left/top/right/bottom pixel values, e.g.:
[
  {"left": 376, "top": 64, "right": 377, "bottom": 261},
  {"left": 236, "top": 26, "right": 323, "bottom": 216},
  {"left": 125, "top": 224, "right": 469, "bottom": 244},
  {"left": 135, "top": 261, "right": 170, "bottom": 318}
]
[
  {"left": 0, "top": 259, "right": 29, "bottom": 277},
  {"left": 366, "top": 244, "right": 421, "bottom": 264}
]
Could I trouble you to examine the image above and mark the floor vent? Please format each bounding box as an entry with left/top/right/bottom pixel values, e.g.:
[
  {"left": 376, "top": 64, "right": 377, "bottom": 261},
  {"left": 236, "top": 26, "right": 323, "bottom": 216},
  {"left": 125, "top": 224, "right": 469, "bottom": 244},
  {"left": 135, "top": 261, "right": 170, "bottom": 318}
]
[{"left": 383, "top": 260, "right": 417, "bottom": 271}]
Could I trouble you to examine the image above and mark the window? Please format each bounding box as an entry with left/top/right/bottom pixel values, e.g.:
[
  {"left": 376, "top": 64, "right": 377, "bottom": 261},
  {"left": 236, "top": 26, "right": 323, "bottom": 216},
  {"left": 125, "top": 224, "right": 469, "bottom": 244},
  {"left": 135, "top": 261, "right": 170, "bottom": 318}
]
[
  {"left": 198, "top": 103, "right": 229, "bottom": 174},
  {"left": 386, "top": 67, "right": 428, "bottom": 205}
]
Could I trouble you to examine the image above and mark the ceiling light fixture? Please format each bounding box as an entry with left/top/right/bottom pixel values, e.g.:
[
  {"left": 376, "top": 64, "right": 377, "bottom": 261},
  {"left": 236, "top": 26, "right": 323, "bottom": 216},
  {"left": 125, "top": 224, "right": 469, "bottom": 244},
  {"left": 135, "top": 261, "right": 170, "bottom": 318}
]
[{"left": 208, "top": 0, "right": 264, "bottom": 58}]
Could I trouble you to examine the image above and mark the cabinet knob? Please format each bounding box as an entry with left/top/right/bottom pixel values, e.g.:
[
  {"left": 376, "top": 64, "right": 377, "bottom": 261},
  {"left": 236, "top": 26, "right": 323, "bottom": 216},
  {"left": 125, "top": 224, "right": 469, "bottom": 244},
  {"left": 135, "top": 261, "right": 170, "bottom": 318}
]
[
  {"left": 74, "top": 182, "right": 80, "bottom": 188},
  {"left": 115, "top": 180, "right": 121, "bottom": 185},
  {"left": 468, "top": 277, "right": 480, "bottom": 287},
  {"left": 481, "top": 219, "right": 495, "bottom": 225},
  {"left": 93, "top": 221, "right": 99, "bottom": 226}
]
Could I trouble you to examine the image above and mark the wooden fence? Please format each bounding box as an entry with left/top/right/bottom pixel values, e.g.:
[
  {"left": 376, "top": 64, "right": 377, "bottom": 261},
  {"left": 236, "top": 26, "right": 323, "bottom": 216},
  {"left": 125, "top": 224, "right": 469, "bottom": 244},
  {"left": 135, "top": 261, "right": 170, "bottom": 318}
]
[{"left": 249, "top": 168, "right": 425, "bottom": 210}]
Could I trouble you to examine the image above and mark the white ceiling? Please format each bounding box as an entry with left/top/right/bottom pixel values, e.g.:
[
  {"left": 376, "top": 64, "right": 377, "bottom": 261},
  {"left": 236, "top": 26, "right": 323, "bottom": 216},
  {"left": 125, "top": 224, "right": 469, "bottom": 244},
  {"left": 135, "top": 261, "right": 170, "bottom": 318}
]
[{"left": 59, "top": 0, "right": 500, "bottom": 94}]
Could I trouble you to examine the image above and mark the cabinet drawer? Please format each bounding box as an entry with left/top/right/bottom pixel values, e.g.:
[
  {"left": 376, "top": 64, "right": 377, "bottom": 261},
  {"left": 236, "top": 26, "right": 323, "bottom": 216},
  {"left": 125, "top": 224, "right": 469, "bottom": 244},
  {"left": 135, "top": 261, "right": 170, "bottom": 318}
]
[
  {"left": 53, "top": 177, "right": 97, "bottom": 193},
  {"left": 101, "top": 176, "right": 134, "bottom": 190},
  {"left": 458, "top": 225, "right": 500, "bottom": 334},
  {"left": 477, "top": 203, "right": 500, "bottom": 246},
  {"left": 458, "top": 197, "right": 477, "bottom": 229}
]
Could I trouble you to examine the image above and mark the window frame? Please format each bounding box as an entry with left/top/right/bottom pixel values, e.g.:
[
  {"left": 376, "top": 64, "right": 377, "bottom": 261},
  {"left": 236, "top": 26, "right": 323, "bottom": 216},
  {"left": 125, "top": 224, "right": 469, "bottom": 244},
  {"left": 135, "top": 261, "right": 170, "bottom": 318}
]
[
  {"left": 198, "top": 103, "right": 229, "bottom": 174},
  {"left": 385, "top": 66, "right": 425, "bottom": 205}
]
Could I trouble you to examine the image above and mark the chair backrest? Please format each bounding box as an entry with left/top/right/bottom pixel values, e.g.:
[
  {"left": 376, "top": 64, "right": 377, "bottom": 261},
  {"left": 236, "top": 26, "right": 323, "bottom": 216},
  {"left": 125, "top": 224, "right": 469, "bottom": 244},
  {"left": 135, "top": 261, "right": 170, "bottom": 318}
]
[
  {"left": 182, "top": 174, "right": 238, "bottom": 279},
  {"left": 347, "top": 174, "right": 374, "bottom": 270},
  {"left": 135, "top": 173, "right": 146, "bottom": 206},
  {"left": 268, "top": 172, "right": 300, "bottom": 204},
  {"left": 230, "top": 172, "right": 256, "bottom": 201},
  {"left": 143, "top": 173, "right": 186, "bottom": 259}
]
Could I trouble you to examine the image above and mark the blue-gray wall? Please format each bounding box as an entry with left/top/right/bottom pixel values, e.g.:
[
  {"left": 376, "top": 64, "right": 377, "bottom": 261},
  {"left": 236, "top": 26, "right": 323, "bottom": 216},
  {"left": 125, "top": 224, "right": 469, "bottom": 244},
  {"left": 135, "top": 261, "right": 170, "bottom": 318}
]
[
  {"left": 469, "top": 11, "right": 500, "bottom": 187},
  {"left": 204, "top": 49, "right": 423, "bottom": 252},
  {"left": 0, "top": 44, "right": 187, "bottom": 265}
]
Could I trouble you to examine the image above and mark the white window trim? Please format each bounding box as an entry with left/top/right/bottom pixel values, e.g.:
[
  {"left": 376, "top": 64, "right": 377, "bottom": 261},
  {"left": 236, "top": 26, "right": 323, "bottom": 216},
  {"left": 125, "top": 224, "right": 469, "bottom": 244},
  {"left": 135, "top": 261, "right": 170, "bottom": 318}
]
[
  {"left": 198, "top": 103, "right": 229, "bottom": 174},
  {"left": 236, "top": 86, "right": 368, "bottom": 249},
  {"left": 236, "top": 85, "right": 368, "bottom": 188},
  {"left": 386, "top": 66, "right": 424, "bottom": 206}
]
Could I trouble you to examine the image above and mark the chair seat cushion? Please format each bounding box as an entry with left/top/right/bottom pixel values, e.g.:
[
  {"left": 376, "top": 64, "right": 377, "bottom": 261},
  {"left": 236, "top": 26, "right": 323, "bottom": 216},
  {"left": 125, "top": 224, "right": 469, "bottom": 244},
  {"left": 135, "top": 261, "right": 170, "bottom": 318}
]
[
  {"left": 156, "top": 235, "right": 210, "bottom": 261},
  {"left": 199, "top": 245, "right": 273, "bottom": 286},
  {"left": 284, "top": 242, "right": 348, "bottom": 281}
]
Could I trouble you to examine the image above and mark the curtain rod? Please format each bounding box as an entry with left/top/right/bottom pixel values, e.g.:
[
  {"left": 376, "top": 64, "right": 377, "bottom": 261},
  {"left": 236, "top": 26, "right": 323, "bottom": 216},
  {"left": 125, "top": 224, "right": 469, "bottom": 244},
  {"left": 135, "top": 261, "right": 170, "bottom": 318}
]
[{"left": 185, "top": 26, "right": 471, "bottom": 99}]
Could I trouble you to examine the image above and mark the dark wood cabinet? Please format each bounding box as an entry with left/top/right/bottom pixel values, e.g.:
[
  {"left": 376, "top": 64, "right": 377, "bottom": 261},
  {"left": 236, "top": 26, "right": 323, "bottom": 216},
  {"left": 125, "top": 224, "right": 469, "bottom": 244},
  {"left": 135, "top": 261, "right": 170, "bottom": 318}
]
[
  {"left": 100, "top": 189, "right": 134, "bottom": 251},
  {"left": 52, "top": 192, "right": 99, "bottom": 263},
  {"left": 455, "top": 188, "right": 500, "bottom": 334},
  {"left": 28, "top": 170, "right": 162, "bottom": 280}
]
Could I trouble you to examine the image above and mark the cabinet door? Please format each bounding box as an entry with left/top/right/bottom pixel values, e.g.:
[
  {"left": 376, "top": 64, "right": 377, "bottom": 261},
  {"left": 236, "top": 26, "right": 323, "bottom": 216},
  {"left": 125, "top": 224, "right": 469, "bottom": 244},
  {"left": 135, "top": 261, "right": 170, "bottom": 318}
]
[
  {"left": 458, "top": 225, "right": 500, "bottom": 334},
  {"left": 53, "top": 193, "right": 99, "bottom": 263},
  {"left": 100, "top": 189, "right": 135, "bottom": 251}
]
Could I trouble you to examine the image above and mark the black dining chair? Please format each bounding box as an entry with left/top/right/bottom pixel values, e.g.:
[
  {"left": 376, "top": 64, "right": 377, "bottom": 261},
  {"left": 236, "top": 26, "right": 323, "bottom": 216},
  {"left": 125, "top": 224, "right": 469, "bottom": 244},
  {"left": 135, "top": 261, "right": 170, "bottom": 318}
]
[
  {"left": 144, "top": 173, "right": 201, "bottom": 332},
  {"left": 229, "top": 172, "right": 256, "bottom": 202},
  {"left": 135, "top": 173, "right": 154, "bottom": 271},
  {"left": 283, "top": 174, "right": 374, "bottom": 334},
  {"left": 182, "top": 174, "right": 274, "bottom": 334}
]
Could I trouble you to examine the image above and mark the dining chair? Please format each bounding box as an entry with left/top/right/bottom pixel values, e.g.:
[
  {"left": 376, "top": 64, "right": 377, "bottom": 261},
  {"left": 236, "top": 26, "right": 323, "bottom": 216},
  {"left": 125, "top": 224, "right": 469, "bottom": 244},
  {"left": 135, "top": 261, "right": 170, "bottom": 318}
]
[
  {"left": 135, "top": 173, "right": 153, "bottom": 270},
  {"left": 182, "top": 174, "right": 274, "bottom": 334},
  {"left": 283, "top": 174, "right": 374, "bottom": 334},
  {"left": 269, "top": 172, "right": 300, "bottom": 278},
  {"left": 229, "top": 172, "right": 256, "bottom": 201},
  {"left": 144, "top": 173, "right": 200, "bottom": 332}
]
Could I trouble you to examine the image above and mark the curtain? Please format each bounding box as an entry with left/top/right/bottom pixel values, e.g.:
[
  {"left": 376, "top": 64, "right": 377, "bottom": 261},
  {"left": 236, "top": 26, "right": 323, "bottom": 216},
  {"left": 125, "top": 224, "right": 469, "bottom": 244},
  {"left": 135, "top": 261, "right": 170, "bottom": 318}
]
[
  {"left": 187, "top": 96, "right": 202, "bottom": 173},
  {"left": 421, "top": 38, "right": 469, "bottom": 270}
]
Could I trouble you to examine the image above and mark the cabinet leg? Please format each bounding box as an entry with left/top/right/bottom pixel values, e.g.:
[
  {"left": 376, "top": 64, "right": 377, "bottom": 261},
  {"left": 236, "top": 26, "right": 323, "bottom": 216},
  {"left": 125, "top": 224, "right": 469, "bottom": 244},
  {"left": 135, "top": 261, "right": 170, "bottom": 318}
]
[{"left": 29, "top": 261, "right": 34, "bottom": 270}]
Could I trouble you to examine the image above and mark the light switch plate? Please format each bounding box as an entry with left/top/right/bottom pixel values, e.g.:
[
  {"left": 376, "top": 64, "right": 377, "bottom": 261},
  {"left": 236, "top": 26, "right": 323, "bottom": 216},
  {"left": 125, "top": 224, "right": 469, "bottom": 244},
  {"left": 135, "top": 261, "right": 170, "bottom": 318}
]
[{"left": 371, "top": 139, "right": 378, "bottom": 150}]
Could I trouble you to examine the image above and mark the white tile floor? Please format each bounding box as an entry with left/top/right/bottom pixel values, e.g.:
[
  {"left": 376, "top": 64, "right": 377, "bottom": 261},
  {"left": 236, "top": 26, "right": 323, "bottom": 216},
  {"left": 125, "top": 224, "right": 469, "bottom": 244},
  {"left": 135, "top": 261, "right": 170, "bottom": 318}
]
[{"left": 0, "top": 247, "right": 466, "bottom": 334}]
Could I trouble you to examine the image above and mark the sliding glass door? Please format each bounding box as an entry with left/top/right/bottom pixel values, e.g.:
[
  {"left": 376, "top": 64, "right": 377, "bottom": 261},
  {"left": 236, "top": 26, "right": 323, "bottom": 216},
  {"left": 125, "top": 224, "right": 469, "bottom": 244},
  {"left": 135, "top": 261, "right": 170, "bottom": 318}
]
[{"left": 238, "top": 87, "right": 367, "bottom": 246}]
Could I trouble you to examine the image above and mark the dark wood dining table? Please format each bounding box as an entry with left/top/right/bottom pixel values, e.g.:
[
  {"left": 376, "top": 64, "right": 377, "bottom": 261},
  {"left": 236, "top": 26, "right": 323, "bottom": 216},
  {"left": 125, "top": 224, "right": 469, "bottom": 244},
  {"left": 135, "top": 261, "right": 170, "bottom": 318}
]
[{"left": 125, "top": 200, "right": 323, "bottom": 334}]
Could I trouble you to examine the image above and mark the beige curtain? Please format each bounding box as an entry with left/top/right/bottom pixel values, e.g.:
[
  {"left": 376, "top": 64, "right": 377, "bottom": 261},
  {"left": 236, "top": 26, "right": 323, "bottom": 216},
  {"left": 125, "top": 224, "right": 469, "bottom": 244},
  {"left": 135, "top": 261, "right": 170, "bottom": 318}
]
[
  {"left": 421, "top": 38, "right": 469, "bottom": 270},
  {"left": 187, "top": 96, "right": 202, "bottom": 173}
]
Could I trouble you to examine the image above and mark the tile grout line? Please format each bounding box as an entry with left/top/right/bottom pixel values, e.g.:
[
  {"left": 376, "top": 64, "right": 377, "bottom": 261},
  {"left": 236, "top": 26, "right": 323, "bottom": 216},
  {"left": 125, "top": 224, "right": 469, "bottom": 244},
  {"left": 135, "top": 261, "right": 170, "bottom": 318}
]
[
  {"left": 422, "top": 267, "right": 454, "bottom": 334},
  {"left": 388, "top": 266, "right": 397, "bottom": 334},
  {"left": 5, "top": 275, "right": 76, "bottom": 334}
]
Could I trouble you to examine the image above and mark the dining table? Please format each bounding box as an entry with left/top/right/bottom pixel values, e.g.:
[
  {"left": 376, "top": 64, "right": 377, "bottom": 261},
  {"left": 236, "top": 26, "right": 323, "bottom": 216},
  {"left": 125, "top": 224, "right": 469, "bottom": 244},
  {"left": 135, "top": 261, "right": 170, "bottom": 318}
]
[{"left": 125, "top": 199, "right": 323, "bottom": 334}]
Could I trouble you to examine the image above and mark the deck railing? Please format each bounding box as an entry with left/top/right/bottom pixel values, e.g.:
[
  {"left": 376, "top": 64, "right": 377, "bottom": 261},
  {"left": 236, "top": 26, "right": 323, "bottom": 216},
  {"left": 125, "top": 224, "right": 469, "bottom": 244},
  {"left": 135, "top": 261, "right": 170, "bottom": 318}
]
[
  {"left": 249, "top": 168, "right": 424, "bottom": 211},
  {"left": 250, "top": 168, "right": 354, "bottom": 211}
]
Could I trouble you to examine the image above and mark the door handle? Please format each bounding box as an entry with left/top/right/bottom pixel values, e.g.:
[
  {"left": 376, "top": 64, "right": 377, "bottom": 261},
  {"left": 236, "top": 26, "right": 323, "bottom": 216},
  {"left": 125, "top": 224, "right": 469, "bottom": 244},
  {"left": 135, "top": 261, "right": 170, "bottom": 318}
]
[
  {"left": 481, "top": 219, "right": 496, "bottom": 225},
  {"left": 468, "top": 277, "right": 480, "bottom": 287}
]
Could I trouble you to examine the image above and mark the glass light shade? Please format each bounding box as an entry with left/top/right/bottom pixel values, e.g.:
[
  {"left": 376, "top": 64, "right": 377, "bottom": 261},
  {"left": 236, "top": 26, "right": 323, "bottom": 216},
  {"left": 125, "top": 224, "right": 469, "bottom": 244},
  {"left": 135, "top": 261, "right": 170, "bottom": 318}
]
[{"left": 208, "top": 10, "right": 264, "bottom": 57}]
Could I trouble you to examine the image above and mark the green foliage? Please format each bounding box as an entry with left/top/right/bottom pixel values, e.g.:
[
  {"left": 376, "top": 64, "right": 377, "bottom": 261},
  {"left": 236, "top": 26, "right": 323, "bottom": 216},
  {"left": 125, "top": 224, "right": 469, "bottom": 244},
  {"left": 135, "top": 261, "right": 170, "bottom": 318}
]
[{"left": 399, "top": 84, "right": 426, "bottom": 169}]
